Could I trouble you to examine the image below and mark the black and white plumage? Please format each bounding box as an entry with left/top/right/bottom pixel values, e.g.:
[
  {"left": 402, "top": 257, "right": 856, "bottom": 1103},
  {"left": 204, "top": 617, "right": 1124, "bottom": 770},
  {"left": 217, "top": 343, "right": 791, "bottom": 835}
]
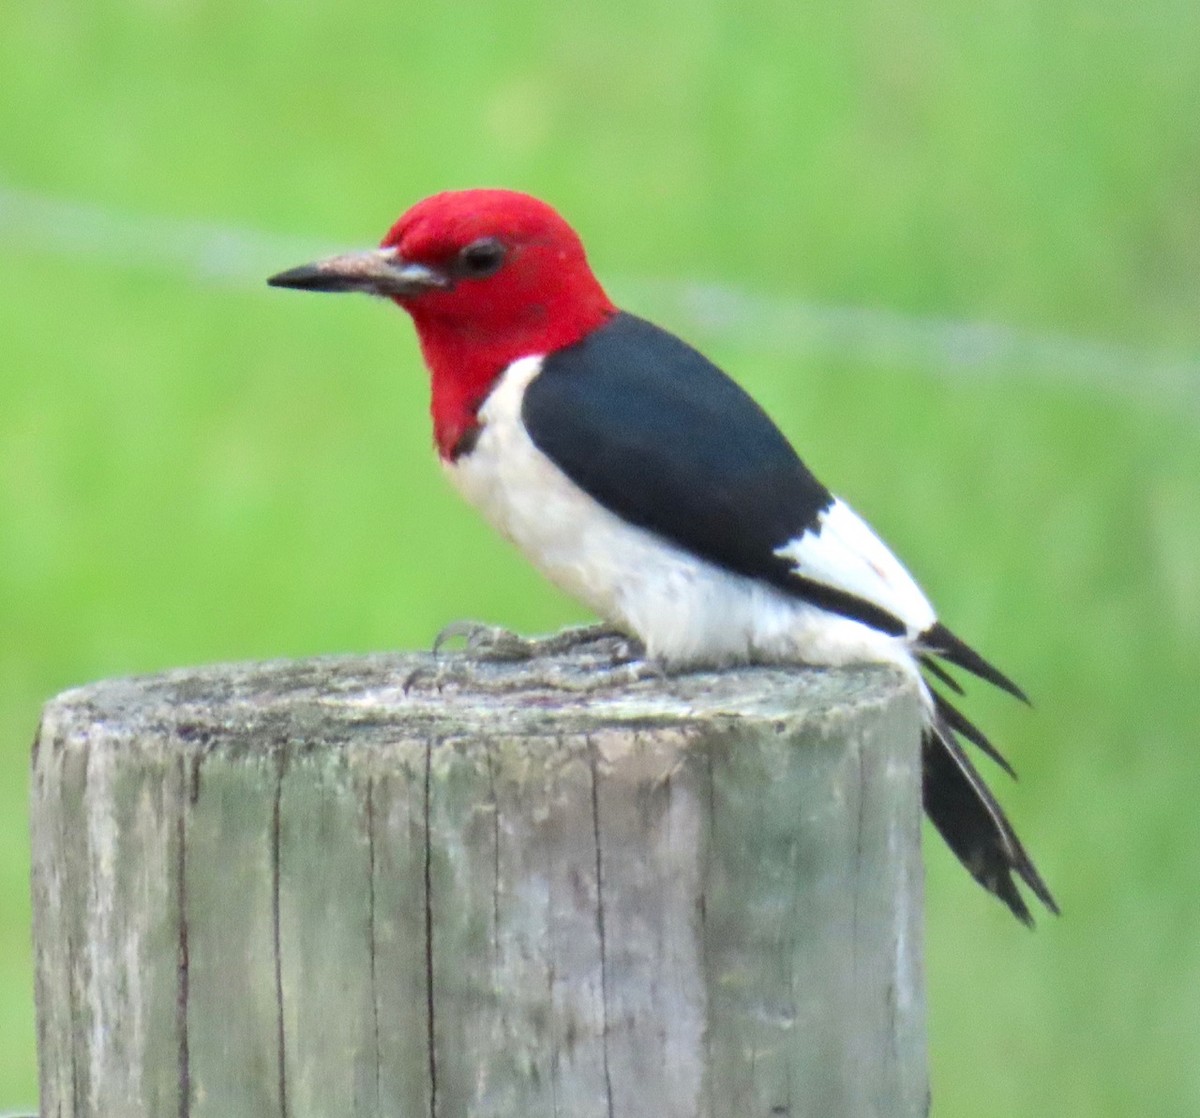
[
  {"left": 447, "top": 313, "right": 1056, "bottom": 924},
  {"left": 268, "top": 189, "right": 1057, "bottom": 925}
]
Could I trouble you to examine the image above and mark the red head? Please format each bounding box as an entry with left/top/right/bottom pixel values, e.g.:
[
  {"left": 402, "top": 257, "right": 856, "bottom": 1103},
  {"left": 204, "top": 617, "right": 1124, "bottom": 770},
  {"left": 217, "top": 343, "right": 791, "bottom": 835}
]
[{"left": 268, "top": 190, "right": 616, "bottom": 457}]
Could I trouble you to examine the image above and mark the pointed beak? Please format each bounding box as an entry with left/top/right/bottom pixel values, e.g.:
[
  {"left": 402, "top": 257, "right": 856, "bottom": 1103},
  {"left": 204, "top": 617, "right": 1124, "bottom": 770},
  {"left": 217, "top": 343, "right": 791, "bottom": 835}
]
[{"left": 267, "top": 248, "right": 449, "bottom": 298}]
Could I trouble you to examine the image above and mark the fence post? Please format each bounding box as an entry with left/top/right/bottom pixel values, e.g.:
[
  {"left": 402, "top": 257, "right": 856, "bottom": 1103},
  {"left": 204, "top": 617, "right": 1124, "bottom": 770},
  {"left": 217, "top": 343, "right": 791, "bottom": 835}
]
[{"left": 30, "top": 645, "right": 928, "bottom": 1118}]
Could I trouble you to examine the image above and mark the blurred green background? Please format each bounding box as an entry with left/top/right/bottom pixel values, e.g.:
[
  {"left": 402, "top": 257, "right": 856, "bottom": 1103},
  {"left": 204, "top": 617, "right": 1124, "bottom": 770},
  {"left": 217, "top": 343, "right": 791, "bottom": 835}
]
[{"left": 2, "top": 0, "right": 1198, "bottom": 1113}]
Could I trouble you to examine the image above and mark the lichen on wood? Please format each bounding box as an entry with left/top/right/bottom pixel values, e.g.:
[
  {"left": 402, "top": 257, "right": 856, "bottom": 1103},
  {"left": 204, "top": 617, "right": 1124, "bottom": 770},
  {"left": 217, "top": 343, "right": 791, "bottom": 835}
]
[{"left": 31, "top": 645, "right": 928, "bottom": 1118}]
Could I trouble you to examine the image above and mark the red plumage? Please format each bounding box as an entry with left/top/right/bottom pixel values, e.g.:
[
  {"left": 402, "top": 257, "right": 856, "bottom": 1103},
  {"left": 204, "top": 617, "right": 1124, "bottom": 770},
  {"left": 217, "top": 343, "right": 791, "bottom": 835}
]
[
  {"left": 267, "top": 189, "right": 1057, "bottom": 923},
  {"left": 380, "top": 190, "right": 615, "bottom": 456}
]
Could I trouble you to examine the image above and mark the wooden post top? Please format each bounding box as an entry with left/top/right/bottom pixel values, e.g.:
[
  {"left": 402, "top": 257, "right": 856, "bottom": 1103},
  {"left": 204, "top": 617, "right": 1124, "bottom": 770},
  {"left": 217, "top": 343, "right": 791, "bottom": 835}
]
[
  {"left": 37, "top": 643, "right": 915, "bottom": 748},
  {"left": 32, "top": 645, "right": 927, "bottom": 1118}
]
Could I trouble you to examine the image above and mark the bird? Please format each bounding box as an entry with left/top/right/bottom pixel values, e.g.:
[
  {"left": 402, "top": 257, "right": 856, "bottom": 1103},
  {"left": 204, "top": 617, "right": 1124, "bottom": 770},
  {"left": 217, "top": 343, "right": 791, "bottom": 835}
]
[{"left": 268, "top": 188, "right": 1057, "bottom": 925}]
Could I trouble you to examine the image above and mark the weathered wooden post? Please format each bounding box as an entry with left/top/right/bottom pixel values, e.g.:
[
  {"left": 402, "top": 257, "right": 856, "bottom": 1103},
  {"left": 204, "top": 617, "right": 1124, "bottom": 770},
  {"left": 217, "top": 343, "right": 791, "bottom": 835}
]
[{"left": 30, "top": 644, "right": 928, "bottom": 1118}]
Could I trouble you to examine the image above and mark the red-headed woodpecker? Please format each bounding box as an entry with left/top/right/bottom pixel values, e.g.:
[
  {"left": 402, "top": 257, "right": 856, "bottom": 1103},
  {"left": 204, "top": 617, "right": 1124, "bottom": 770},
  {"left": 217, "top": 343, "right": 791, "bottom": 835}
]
[{"left": 269, "top": 189, "right": 1057, "bottom": 924}]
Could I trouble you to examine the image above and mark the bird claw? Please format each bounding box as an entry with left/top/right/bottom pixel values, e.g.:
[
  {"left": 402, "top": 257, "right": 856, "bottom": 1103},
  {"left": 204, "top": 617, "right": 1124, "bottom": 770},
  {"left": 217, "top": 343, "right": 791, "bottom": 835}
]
[
  {"left": 431, "top": 620, "right": 637, "bottom": 663},
  {"left": 401, "top": 658, "right": 460, "bottom": 694},
  {"left": 404, "top": 622, "right": 665, "bottom": 694},
  {"left": 403, "top": 651, "right": 664, "bottom": 695},
  {"left": 432, "top": 620, "right": 537, "bottom": 661},
  {"left": 407, "top": 620, "right": 657, "bottom": 692}
]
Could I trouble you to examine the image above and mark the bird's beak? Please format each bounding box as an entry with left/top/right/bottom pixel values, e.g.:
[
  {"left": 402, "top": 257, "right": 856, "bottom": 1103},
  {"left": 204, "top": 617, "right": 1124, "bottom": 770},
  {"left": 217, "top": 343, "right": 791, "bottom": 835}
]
[{"left": 267, "top": 248, "right": 449, "bottom": 298}]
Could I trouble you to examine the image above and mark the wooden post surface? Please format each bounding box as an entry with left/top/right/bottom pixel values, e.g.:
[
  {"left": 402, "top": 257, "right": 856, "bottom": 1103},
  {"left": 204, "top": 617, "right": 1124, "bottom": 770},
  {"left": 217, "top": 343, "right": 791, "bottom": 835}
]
[{"left": 30, "top": 645, "right": 928, "bottom": 1118}]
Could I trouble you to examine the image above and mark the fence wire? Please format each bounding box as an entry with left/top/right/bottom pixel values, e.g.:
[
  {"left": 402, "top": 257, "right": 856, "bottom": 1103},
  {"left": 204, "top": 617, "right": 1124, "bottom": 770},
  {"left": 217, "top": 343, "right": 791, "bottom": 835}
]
[{"left": 3, "top": 182, "right": 1197, "bottom": 412}]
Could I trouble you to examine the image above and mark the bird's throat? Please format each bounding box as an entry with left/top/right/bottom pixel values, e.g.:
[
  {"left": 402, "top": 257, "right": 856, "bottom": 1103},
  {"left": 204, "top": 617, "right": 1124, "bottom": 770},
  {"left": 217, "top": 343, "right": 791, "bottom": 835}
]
[{"left": 412, "top": 301, "right": 615, "bottom": 460}]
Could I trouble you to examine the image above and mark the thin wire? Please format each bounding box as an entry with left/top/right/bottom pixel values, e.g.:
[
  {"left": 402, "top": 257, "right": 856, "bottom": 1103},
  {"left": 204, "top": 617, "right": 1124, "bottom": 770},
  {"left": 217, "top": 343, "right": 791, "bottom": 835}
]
[{"left": 2, "top": 181, "right": 1197, "bottom": 410}]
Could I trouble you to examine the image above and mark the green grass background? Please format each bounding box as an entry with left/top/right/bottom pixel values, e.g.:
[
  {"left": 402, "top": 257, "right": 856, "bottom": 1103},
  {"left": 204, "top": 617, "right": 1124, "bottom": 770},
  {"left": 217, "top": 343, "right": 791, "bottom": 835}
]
[{"left": 2, "top": 0, "right": 1198, "bottom": 1113}]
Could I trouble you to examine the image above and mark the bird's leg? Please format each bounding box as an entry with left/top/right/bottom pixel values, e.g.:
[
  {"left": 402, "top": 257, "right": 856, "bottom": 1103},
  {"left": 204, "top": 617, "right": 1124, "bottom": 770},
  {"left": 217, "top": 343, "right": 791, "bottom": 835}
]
[
  {"left": 409, "top": 620, "right": 656, "bottom": 694},
  {"left": 534, "top": 654, "right": 668, "bottom": 693},
  {"left": 404, "top": 647, "right": 666, "bottom": 695},
  {"left": 431, "top": 620, "right": 635, "bottom": 663},
  {"left": 404, "top": 620, "right": 668, "bottom": 694},
  {"left": 530, "top": 622, "right": 633, "bottom": 656}
]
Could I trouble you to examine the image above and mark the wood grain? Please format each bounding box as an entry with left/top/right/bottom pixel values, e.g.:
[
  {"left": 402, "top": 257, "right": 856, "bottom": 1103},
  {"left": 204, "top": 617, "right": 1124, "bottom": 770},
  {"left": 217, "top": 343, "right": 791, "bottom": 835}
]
[{"left": 31, "top": 647, "right": 927, "bottom": 1118}]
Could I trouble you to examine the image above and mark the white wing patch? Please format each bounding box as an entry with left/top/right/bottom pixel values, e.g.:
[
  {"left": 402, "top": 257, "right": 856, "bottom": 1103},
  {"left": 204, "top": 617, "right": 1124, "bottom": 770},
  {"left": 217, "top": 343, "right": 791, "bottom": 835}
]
[{"left": 774, "top": 498, "right": 936, "bottom": 636}]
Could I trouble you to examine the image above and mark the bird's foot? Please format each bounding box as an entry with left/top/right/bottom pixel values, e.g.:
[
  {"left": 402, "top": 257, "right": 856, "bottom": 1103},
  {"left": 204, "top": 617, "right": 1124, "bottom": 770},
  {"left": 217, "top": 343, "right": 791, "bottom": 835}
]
[
  {"left": 533, "top": 655, "right": 667, "bottom": 693},
  {"left": 533, "top": 623, "right": 647, "bottom": 664},
  {"left": 431, "top": 620, "right": 639, "bottom": 663},
  {"left": 431, "top": 620, "right": 539, "bottom": 662},
  {"left": 403, "top": 620, "right": 659, "bottom": 694}
]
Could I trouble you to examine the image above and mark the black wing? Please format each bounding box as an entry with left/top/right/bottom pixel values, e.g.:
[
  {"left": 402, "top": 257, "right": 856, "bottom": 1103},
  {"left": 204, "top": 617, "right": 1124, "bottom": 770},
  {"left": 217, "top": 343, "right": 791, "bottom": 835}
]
[
  {"left": 522, "top": 312, "right": 907, "bottom": 636},
  {"left": 524, "top": 313, "right": 1057, "bottom": 923}
]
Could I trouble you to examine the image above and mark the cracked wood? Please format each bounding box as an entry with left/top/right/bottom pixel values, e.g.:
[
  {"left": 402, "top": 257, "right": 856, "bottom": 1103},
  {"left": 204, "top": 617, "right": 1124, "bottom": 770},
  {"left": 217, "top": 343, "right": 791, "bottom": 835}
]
[{"left": 30, "top": 646, "right": 929, "bottom": 1118}]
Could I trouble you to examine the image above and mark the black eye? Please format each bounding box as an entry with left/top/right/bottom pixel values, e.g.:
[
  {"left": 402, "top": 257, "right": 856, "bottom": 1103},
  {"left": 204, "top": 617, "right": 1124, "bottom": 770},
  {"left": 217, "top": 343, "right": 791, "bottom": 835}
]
[{"left": 457, "top": 237, "right": 507, "bottom": 278}]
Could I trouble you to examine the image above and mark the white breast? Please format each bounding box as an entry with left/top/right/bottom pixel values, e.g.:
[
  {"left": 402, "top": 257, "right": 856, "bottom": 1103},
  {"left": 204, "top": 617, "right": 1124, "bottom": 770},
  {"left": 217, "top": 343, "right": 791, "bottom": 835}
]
[{"left": 443, "top": 356, "right": 922, "bottom": 681}]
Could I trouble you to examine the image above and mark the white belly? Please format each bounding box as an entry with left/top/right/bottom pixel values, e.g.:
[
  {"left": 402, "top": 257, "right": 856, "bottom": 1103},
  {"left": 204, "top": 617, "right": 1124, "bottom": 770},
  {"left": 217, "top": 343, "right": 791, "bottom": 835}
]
[{"left": 443, "top": 356, "right": 920, "bottom": 680}]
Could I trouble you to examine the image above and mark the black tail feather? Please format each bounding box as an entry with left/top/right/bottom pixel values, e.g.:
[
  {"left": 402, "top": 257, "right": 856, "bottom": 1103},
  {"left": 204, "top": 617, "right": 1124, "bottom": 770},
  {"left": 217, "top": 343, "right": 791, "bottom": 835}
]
[
  {"left": 921, "top": 621, "right": 1030, "bottom": 705},
  {"left": 922, "top": 716, "right": 1058, "bottom": 924},
  {"left": 928, "top": 686, "right": 1018, "bottom": 779},
  {"left": 918, "top": 653, "right": 964, "bottom": 696}
]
